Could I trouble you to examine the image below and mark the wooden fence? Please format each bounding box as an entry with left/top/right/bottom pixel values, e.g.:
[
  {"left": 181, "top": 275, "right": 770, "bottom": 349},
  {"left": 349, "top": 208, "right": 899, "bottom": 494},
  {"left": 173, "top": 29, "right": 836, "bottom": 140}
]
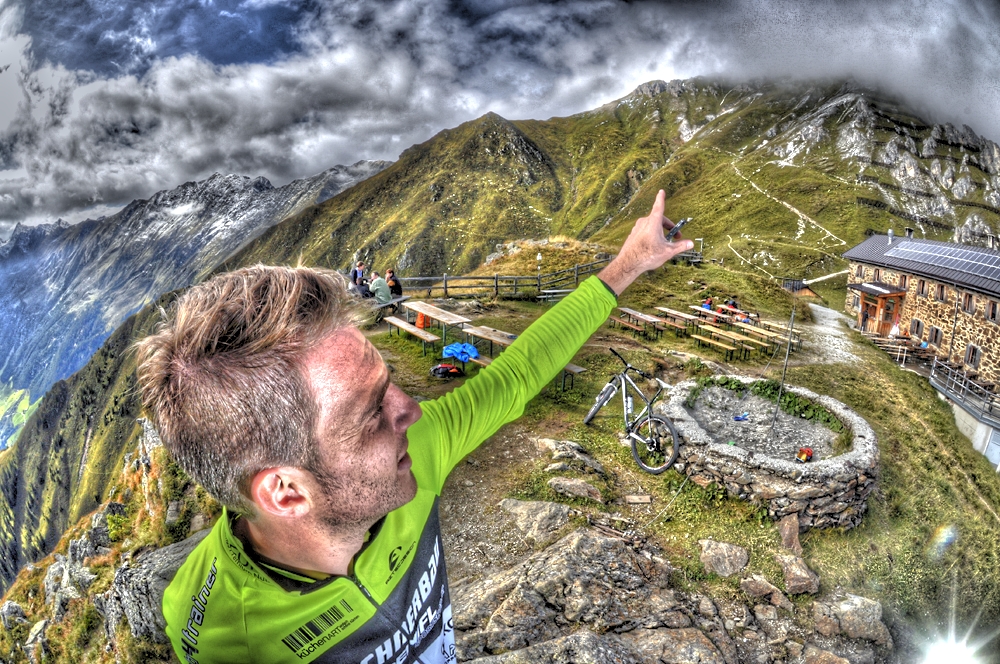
[{"left": 397, "top": 257, "right": 612, "bottom": 299}]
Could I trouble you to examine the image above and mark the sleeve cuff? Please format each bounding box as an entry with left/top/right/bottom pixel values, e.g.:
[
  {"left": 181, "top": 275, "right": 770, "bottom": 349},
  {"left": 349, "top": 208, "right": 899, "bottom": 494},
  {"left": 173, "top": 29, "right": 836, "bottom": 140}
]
[{"left": 597, "top": 277, "right": 618, "bottom": 300}]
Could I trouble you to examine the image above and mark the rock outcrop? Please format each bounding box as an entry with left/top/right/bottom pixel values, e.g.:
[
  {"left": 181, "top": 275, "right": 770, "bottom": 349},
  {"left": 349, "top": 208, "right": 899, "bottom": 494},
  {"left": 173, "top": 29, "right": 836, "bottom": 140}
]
[
  {"left": 96, "top": 529, "right": 210, "bottom": 643},
  {"left": 452, "top": 502, "right": 896, "bottom": 664}
]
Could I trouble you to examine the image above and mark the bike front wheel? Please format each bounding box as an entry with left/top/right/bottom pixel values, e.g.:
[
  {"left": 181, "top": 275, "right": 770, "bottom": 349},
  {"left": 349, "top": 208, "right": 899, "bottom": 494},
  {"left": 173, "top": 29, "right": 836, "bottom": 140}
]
[
  {"left": 631, "top": 415, "right": 680, "bottom": 475},
  {"left": 583, "top": 382, "right": 617, "bottom": 425}
]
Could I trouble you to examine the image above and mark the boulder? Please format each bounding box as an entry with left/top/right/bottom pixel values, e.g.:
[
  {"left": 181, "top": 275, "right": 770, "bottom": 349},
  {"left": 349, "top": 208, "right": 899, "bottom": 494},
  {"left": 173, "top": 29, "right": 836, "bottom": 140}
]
[
  {"left": 24, "top": 619, "right": 48, "bottom": 661},
  {"left": 778, "top": 513, "right": 803, "bottom": 555},
  {"left": 547, "top": 477, "right": 603, "bottom": 503},
  {"left": 537, "top": 438, "right": 606, "bottom": 476},
  {"left": 775, "top": 554, "right": 820, "bottom": 594},
  {"left": 833, "top": 594, "right": 893, "bottom": 647},
  {"left": 165, "top": 500, "right": 182, "bottom": 525},
  {"left": 453, "top": 529, "right": 673, "bottom": 659},
  {"left": 498, "top": 499, "right": 571, "bottom": 546},
  {"left": 698, "top": 540, "right": 749, "bottom": 578},
  {"left": 43, "top": 557, "right": 82, "bottom": 622},
  {"left": 0, "top": 600, "right": 27, "bottom": 629},
  {"left": 466, "top": 629, "right": 640, "bottom": 663},
  {"left": 803, "top": 644, "right": 850, "bottom": 664},
  {"left": 97, "top": 528, "right": 211, "bottom": 643},
  {"left": 739, "top": 575, "right": 793, "bottom": 612},
  {"left": 812, "top": 601, "right": 840, "bottom": 636},
  {"left": 618, "top": 627, "right": 726, "bottom": 664}
]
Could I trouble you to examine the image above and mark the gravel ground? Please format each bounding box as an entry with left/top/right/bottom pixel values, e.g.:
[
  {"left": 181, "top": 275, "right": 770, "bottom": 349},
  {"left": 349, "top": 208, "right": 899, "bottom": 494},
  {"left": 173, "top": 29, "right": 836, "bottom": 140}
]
[
  {"left": 795, "top": 303, "right": 862, "bottom": 366},
  {"left": 686, "top": 386, "right": 839, "bottom": 461}
]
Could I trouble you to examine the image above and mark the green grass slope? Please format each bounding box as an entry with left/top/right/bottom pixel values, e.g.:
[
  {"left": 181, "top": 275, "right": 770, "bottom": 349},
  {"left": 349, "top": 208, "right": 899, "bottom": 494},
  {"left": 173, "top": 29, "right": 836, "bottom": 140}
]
[
  {"left": 0, "top": 299, "right": 170, "bottom": 595},
  {"left": 224, "top": 78, "right": 999, "bottom": 292}
]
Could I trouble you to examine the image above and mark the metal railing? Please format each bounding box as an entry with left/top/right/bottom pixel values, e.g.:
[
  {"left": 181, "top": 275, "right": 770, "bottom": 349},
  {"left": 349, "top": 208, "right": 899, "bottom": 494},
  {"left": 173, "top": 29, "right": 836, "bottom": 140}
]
[
  {"left": 397, "top": 257, "right": 612, "bottom": 299},
  {"left": 930, "top": 358, "right": 998, "bottom": 426}
]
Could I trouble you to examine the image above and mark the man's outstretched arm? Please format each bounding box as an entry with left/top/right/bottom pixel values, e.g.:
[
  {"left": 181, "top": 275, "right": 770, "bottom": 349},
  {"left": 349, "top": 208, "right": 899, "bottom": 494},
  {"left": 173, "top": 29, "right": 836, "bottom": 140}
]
[
  {"left": 598, "top": 189, "right": 694, "bottom": 295},
  {"left": 411, "top": 189, "right": 695, "bottom": 488}
]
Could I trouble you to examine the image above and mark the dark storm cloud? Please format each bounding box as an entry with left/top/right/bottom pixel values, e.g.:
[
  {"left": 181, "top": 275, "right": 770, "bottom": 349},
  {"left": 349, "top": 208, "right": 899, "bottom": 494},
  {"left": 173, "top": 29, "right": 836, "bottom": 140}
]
[
  {"left": 19, "top": 0, "right": 315, "bottom": 75},
  {"left": 1, "top": 0, "right": 999, "bottom": 230}
]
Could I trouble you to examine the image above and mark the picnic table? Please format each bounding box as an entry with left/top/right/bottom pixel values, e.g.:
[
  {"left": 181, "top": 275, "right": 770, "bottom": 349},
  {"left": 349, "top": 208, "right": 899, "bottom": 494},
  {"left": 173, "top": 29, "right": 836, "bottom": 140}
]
[
  {"left": 703, "top": 326, "right": 769, "bottom": 357},
  {"left": 618, "top": 307, "right": 672, "bottom": 337},
  {"left": 372, "top": 295, "right": 411, "bottom": 322},
  {"left": 462, "top": 325, "right": 518, "bottom": 356},
  {"left": 717, "top": 304, "right": 759, "bottom": 321},
  {"left": 689, "top": 305, "right": 732, "bottom": 326},
  {"left": 654, "top": 306, "right": 698, "bottom": 332},
  {"left": 732, "top": 321, "right": 785, "bottom": 349},
  {"left": 655, "top": 306, "right": 699, "bottom": 323},
  {"left": 401, "top": 301, "right": 471, "bottom": 345},
  {"left": 758, "top": 319, "right": 802, "bottom": 349}
]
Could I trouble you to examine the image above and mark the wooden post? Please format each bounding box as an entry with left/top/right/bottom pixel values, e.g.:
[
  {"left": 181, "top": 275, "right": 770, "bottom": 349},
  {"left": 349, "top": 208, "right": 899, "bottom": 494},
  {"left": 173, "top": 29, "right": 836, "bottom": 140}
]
[
  {"left": 494, "top": 274, "right": 499, "bottom": 298},
  {"left": 574, "top": 264, "right": 579, "bottom": 286},
  {"left": 443, "top": 274, "right": 448, "bottom": 298}
]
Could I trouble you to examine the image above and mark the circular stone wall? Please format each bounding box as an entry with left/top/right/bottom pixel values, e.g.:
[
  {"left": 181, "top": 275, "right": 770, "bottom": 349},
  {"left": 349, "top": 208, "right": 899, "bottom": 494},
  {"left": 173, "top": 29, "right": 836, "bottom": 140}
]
[{"left": 655, "top": 376, "right": 879, "bottom": 532}]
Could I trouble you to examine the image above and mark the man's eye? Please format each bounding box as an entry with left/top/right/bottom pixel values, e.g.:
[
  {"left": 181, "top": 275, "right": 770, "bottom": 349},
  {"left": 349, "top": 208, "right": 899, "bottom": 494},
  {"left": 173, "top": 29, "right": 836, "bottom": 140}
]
[{"left": 372, "top": 405, "right": 383, "bottom": 420}]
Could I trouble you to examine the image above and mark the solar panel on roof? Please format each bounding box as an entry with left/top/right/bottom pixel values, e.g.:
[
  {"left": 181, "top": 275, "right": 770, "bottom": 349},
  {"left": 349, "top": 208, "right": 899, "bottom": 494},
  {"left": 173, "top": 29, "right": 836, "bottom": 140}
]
[{"left": 885, "top": 243, "right": 1000, "bottom": 282}]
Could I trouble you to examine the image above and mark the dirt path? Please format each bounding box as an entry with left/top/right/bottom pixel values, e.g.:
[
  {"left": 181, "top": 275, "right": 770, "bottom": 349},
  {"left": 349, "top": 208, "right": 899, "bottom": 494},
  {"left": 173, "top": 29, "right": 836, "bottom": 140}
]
[{"left": 792, "top": 303, "right": 862, "bottom": 366}]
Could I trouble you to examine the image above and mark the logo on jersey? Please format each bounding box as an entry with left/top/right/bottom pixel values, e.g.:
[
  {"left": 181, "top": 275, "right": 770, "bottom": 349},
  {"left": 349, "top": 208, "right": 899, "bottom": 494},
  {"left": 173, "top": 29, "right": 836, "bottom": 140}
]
[
  {"left": 178, "top": 558, "right": 218, "bottom": 664},
  {"left": 386, "top": 541, "right": 416, "bottom": 582},
  {"left": 388, "top": 546, "right": 403, "bottom": 572}
]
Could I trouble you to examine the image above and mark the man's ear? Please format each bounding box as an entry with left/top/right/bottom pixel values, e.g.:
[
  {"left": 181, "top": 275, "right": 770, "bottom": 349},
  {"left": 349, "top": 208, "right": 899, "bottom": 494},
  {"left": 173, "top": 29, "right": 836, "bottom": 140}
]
[{"left": 249, "top": 467, "right": 315, "bottom": 519}]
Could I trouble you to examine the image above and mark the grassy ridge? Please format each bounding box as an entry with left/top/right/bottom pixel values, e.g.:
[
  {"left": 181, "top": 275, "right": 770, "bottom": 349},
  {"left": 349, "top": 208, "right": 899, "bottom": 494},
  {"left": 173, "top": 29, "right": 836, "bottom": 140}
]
[{"left": 0, "top": 297, "right": 173, "bottom": 596}]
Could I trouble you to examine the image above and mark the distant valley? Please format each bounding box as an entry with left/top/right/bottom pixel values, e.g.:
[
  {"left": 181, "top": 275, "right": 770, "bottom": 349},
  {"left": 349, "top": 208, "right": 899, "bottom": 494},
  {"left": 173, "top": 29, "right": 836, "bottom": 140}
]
[{"left": 0, "top": 161, "right": 389, "bottom": 449}]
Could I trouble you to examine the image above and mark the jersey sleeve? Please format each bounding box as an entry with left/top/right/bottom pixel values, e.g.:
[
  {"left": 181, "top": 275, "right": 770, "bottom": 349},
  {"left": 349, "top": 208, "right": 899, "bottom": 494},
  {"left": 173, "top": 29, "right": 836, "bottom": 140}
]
[{"left": 408, "top": 275, "right": 616, "bottom": 491}]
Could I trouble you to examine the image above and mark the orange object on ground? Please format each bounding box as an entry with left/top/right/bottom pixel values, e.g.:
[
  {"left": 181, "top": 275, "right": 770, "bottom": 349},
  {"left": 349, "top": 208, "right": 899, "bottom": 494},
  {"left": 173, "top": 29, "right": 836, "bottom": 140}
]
[{"left": 416, "top": 313, "right": 427, "bottom": 329}]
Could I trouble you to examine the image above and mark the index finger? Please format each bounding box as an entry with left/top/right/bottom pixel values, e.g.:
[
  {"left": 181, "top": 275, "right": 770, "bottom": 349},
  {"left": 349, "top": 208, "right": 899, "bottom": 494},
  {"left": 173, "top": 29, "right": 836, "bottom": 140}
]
[{"left": 650, "top": 189, "right": 666, "bottom": 222}]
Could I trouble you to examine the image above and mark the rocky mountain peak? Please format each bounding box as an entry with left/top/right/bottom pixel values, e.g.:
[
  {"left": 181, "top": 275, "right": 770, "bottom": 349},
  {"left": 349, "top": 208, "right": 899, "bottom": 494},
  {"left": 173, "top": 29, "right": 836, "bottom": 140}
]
[
  {"left": 0, "top": 220, "right": 70, "bottom": 259},
  {"left": 465, "top": 112, "right": 548, "bottom": 174},
  {"left": 629, "top": 79, "right": 686, "bottom": 100}
]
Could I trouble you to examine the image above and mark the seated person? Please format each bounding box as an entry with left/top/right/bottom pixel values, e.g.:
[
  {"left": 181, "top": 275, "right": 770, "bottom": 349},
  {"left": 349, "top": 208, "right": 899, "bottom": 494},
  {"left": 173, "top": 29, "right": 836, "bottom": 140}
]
[
  {"left": 386, "top": 268, "right": 403, "bottom": 299},
  {"left": 355, "top": 277, "right": 372, "bottom": 298},
  {"left": 370, "top": 271, "right": 391, "bottom": 305}
]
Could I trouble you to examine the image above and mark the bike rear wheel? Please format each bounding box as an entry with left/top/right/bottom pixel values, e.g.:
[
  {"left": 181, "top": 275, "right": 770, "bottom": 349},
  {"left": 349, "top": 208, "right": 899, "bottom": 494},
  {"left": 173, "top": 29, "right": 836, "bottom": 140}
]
[
  {"left": 630, "top": 415, "right": 680, "bottom": 475},
  {"left": 583, "top": 382, "right": 617, "bottom": 424}
]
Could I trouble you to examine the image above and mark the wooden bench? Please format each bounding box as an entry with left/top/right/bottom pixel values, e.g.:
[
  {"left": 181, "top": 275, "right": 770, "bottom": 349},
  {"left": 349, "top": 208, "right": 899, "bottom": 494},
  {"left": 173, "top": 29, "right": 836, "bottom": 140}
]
[
  {"left": 558, "top": 363, "right": 587, "bottom": 391},
  {"left": 384, "top": 316, "right": 440, "bottom": 355},
  {"left": 371, "top": 295, "right": 411, "bottom": 323},
  {"left": 469, "top": 355, "right": 492, "bottom": 367},
  {"left": 691, "top": 334, "right": 736, "bottom": 362},
  {"left": 608, "top": 316, "right": 645, "bottom": 336},
  {"left": 660, "top": 319, "right": 687, "bottom": 336}
]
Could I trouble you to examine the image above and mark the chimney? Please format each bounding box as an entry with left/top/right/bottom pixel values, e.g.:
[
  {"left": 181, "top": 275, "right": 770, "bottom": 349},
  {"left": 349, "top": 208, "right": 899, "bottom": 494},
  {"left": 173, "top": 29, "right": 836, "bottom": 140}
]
[
  {"left": 905, "top": 227, "right": 914, "bottom": 238},
  {"left": 988, "top": 234, "right": 998, "bottom": 251},
  {"left": 887, "top": 228, "right": 894, "bottom": 245}
]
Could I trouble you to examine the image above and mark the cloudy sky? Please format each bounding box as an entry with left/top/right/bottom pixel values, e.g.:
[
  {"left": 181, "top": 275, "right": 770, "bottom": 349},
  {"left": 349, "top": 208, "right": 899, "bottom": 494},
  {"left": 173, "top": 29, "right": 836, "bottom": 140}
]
[{"left": 1, "top": 0, "right": 999, "bottom": 237}]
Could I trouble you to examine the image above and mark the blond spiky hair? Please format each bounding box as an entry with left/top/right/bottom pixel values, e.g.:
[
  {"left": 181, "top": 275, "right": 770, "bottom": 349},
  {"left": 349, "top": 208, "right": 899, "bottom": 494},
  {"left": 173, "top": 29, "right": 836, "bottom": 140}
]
[{"left": 135, "top": 265, "right": 365, "bottom": 514}]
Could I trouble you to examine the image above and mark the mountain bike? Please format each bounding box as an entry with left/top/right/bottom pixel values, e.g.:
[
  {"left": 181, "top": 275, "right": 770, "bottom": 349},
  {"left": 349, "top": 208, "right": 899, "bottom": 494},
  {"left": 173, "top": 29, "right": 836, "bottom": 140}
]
[{"left": 583, "top": 348, "right": 680, "bottom": 475}]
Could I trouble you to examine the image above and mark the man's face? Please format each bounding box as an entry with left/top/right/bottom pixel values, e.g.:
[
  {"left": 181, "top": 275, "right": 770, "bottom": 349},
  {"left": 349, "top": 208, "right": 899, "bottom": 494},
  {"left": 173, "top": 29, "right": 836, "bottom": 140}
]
[{"left": 301, "top": 328, "right": 422, "bottom": 529}]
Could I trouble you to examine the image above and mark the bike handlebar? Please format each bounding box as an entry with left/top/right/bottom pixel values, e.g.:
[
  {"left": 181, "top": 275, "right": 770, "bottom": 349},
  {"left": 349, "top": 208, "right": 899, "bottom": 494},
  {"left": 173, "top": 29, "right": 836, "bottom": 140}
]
[{"left": 609, "top": 347, "right": 652, "bottom": 379}]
